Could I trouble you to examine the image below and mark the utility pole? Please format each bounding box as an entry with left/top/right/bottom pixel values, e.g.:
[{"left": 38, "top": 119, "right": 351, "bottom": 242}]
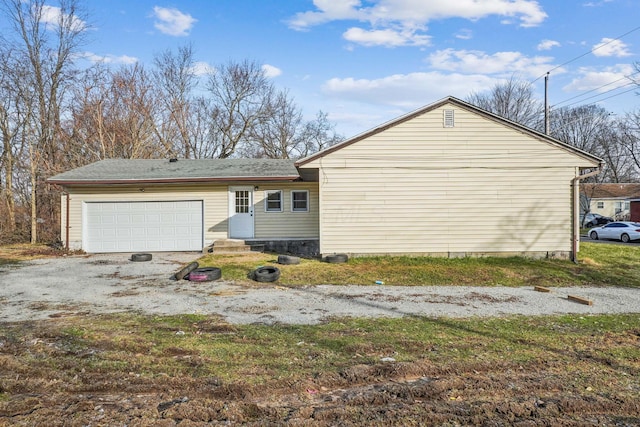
[{"left": 544, "top": 72, "right": 550, "bottom": 135}]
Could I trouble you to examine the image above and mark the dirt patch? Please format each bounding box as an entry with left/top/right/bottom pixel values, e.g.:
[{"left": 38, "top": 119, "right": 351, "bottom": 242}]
[{"left": 1, "top": 357, "right": 638, "bottom": 425}]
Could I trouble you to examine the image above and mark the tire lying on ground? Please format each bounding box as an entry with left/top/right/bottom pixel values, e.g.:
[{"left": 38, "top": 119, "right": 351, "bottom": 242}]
[
  {"left": 324, "top": 253, "right": 348, "bottom": 263},
  {"left": 277, "top": 255, "right": 300, "bottom": 265},
  {"left": 253, "top": 266, "right": 280, "bottom": 282},
  {"left": 174, "top": 261, "right": 199, "bottom": 280},
  {"left": 130, "top": 253, "right": 152, "bottom": 262},
  {"left": 187, "top": 267, "right": 222, "bottom": 282}
]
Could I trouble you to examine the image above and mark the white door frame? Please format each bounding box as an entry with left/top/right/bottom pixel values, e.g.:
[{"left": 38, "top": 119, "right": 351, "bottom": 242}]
[{"left": 228, "top": 186, "right": 255, "bottom": 239}]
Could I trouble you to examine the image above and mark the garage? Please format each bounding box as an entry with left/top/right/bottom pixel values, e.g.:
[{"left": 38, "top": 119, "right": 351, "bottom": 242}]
[{"left": 83, "top": 201, "right": 203, "bottom": 253}]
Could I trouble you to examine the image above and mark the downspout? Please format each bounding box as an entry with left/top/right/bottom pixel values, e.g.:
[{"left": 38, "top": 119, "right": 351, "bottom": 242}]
[
  {"left": 571, "top": 165, "right": 602, "bottom": 263},
  {"left": 65, "top": 192, "right": 70, "bottom": 251}
]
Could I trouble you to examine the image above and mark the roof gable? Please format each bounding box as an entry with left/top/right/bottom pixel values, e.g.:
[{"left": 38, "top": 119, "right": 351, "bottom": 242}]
[
  {"left": 48, "top": 158, "right": 300, "bottom": 185},
  {"left": 296, "top": 96, "right": 602, "bottom": 168}
]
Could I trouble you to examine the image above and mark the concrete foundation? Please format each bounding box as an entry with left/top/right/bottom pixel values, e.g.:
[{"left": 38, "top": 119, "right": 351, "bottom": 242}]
[{"left": 246, "top": 239, "right": 320, "bottom": 257}]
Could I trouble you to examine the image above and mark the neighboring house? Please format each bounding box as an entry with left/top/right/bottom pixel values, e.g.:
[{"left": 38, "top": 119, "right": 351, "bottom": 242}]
[
  {"left": 48, "top": 97, "right": 602, "bottom": 259},
  {"left": 581, "top": 183, "right": 640, "bottom": 221}
]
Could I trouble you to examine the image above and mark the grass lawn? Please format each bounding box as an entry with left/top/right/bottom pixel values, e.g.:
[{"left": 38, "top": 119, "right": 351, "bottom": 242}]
[{"left": 196, "top": 242, "right": 640, "bottom": 288}]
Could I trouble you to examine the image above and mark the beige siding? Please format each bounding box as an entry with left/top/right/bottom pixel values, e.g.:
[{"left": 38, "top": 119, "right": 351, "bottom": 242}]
[
  {"left": 62, "top": 182, "right": 318, "bottom": 250},
  {"left": 254, "top": 183, "right": 319, "bottom": 238},
  {"left": 301, "top": 103, "right": 591, "bottom": 256}
]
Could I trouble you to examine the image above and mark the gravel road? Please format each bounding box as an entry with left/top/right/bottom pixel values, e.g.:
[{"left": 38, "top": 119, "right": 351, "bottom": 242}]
[{"left": 1, "top": 253, "right": 638, "bottom": 324}]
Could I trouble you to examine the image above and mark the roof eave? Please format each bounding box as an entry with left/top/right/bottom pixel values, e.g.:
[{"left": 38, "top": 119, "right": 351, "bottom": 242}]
[{"left": 47, "top": 175, "right": 301, "bottom": 186}]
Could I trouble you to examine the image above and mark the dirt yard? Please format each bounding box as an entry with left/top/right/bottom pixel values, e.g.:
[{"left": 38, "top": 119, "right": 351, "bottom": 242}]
[
  {"left": 1, "top": 246, "right": 639, "bottom": 425},
  {"left": 1, "top": 314, "right": 639, "bottom": 426}
]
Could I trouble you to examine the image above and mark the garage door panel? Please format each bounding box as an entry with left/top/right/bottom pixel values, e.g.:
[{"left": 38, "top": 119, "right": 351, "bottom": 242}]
[{"left": 84, "top": 201, "right": 203, "bottom": 253}]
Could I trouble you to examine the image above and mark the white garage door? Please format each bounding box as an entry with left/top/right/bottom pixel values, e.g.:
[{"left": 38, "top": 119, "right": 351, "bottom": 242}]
[{"left": 84, "top": 201, "right": 203, "bottom": 253}]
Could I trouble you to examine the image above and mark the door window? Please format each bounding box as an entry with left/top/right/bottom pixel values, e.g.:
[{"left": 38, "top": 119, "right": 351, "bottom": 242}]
[{"left": 235, "top": 190, "right": 250, "bottom": 214}]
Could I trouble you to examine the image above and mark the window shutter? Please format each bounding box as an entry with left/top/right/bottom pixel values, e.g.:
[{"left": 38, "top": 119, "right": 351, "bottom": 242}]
[{"left": 443, "top": 109, "right": 454, "bottom": 127}]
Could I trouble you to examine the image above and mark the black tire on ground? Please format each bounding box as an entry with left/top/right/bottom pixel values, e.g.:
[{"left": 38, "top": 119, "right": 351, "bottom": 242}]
[
  {"left": 621, "top": 233, "right": 630, "bottom": 243},
  {"left": 174, "top": 261, "right": 199, "bottom": 280},
  {"left": 277, "top": 255, "right": 300, "bottom": 265},
  {"left": 253, "top": 266, "right": 280, "bottom": 282},
  {"left": 589, "top": 231, "right": 598, "bottom": 240},
  {"left": 187, "top": 267, "right": 222, "bottom": 282},
  {"left": 324, "top": 253, "right": 348, "bottom": 263},
  {"left": 130, "top": 253, "right": 152, "bottom": 262}
]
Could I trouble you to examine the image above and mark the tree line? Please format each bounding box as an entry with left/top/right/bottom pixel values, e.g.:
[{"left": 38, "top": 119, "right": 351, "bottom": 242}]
[{"left": 0, "top": 0, "right": 342, "bottom": 244}]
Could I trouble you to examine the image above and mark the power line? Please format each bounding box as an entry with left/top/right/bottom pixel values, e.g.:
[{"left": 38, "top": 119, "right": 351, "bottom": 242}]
[
  {"left": 572, "top": 85, "right": 638, "bottom": 107},
  {"left": 553, "top": 71, "right": 640, "bottom": 108},
  {"left": 531, "top": 25, "right": 640, "bottom": 84}
]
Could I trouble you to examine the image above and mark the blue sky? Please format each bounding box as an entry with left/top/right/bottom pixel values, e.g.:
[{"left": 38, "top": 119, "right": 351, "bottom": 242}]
[{"left": 73, "top": 0, "right": 640, "bottom": 136}]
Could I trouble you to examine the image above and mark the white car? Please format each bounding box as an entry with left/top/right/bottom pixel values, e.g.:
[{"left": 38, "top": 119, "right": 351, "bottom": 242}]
[{"left": 589, "top": 222, "right": 640, "bottom": 243}]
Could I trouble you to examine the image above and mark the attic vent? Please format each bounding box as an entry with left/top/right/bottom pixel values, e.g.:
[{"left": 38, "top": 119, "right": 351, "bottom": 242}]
[
  {"left": 443, "top": 109, "right": 455, "bottom": 128},
  {"left": 169, "top": 158, "right": 178, "bottom": 163}
]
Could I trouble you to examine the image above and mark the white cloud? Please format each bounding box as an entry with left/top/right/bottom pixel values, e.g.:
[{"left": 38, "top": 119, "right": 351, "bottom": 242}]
[
  {"left": 288, "top": 0, "right": 547, "bottom": 37},
  {"left": 83, "top": 52, "right": 138, "bottom": 64},
  {"left": 40, "top": 5, "right": 87, "bottom": 32},
  {"left": 343, "top": 27, "right": 430, "bottom": 47},
  {"left": 562, "top": 64, "right": 635, "bottom": 92},
  {"left": 191, "top": 61, "right": 215, "bottom": 76},
  {"left": 322, "top": 71, "right": 497, "bottom": 108},
  {"left": 152, "top": 6, "right": 196, "bottom": 36},
  {"left": 583, "top": 0, "right": 614, "bottom": 6},
  {"left": 262, "top": 64, "right": 282, "bottom": 78},
  {"left": 427, "top": 48, "right": 559, "bottom": 79},
  {"left": 592, "top": 38, "right": 632, "bottom": 57},
  {"left": 287, "top": 0, "right": 364, "bottom": 30},
  {"left": 455, "top": 29, "right": 473, "bottom": 40},
  {"left": 537, "top": 39, "right": 560, "bottom": 51}
]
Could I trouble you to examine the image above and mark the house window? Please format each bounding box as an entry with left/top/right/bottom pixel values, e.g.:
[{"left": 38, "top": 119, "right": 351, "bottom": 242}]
[
  {"left": 291, "top": 190, "right": 309, "bottom": 212},
  {"left": 265, "top": 190, "right": 282, "bottom": 212},
  {"left": 597, "top": 201, "right": 604, "bottom": 209},
  {"left": 615, "top": 201, "right": 629, "bottom": 213},
  {"left": 443, "top": 109, "right": 455, "bottom": 127}
]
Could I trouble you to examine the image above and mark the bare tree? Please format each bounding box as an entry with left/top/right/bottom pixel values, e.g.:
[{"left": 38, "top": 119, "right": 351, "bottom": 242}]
[
  {"left": 548, "top": 105, "right": 612, "bottom": 154},
  {"left": 243, "top": 90, "right": 304, "bottom": 159},
  {"left": 152, "top": 44, "right": 198, "bottom": 158},
  {"left": 598, "top": 120, "right": 637, "bottom": 182},
  {"left": 1, "top": 0, "right": 87, "bottom": 243},
  {"left": 467, "top": 76, "right": 543, "bottom": 129},
  {"left": 298, "top": 111, "right": 343, "bottom": 157},
  {"left": 0, "top": 47, "right": 29, "bottom": 236},
  {"left": 617, "top": 109, "right": 640, "bottom": 178},
  {"left": 206, "top": 59, "right": 273, "bottom": 158}
]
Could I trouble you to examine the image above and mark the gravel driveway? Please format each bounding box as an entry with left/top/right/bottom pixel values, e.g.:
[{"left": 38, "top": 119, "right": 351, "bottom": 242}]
[{"left": 1, "top": 253, "right": 639, "bottom": 324}]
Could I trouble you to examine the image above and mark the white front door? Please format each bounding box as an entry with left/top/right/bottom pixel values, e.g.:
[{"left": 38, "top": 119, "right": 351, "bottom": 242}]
[{"left": 229, "top": 186, "right": 254, "bottom": 238}]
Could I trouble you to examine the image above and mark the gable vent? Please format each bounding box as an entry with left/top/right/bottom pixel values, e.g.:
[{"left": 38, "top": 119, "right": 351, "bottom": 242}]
[{"left": 443, "top": 109, "right": 455, "bottom": 127}]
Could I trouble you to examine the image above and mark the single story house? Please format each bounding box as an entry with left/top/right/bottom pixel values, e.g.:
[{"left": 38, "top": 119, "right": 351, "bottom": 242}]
[
  {"left": 580, "top": 183, "right": 640, "bottom": 221},
  {"left": 48, "top": 97, "right": 602, "bottom": 259}
]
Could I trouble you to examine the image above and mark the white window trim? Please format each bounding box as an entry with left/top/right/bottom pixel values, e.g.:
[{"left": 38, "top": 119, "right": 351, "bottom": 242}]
[
  {"left": 291, "top": 190, "right": 309, "bottom": 212},
  {"left": 264, "top": 190, "right": 283, "bottom": 212}
]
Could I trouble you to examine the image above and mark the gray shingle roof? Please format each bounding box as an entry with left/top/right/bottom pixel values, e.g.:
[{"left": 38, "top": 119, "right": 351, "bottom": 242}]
[{"left": 48, "top": 158, "right": 300, "bottom": 184}]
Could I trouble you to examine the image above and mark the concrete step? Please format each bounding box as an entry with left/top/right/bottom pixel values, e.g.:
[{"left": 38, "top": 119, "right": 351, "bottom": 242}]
[{"left": 207, "top": 239, "right": 252, "bottom": 254}]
